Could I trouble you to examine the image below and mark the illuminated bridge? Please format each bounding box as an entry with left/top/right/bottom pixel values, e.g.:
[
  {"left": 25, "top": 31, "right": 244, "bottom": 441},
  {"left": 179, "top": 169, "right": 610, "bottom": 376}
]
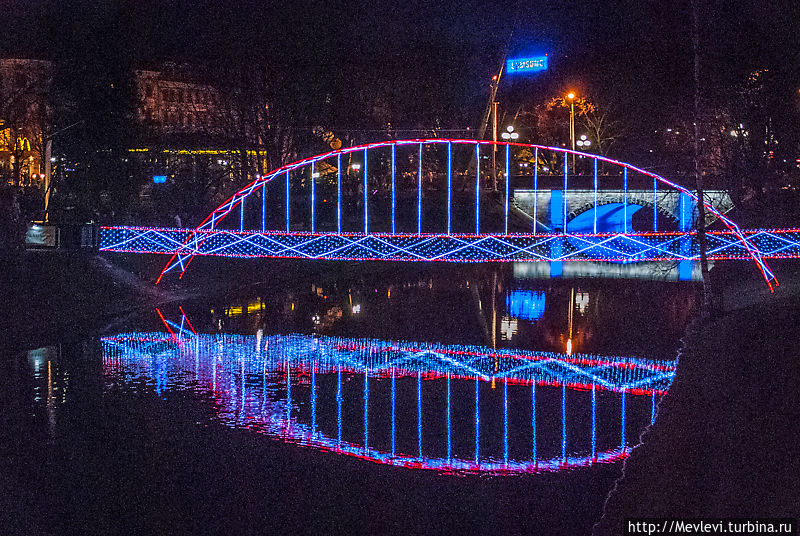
[
  {"left": 96, "top": 139, "right": 794, "bottom": 289},
  {"left": 102, "top": 320, "right": 674, "bottom": 474}
]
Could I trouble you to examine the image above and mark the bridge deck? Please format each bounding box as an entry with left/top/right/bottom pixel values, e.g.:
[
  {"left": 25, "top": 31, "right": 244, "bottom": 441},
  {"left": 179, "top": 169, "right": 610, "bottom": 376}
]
[{"left": 99, "top": 226, "right": 800, "bottom": 263}]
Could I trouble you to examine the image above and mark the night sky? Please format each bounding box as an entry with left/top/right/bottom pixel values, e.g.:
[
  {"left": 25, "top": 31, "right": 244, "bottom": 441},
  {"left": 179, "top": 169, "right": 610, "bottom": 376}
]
[{"left": 3, "top": 0, "right": 799, "bottom": 132}]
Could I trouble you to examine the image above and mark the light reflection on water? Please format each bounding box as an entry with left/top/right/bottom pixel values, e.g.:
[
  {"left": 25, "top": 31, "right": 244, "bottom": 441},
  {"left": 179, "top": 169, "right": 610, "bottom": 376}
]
[{"left": 98, "top": 329, "right": 674, "bottom": 475}]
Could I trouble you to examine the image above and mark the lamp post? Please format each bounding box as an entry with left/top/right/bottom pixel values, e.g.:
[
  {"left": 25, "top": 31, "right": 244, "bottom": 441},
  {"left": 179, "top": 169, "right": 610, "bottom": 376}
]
[
  {"left": 567, "top": 92, "right": 576, "bottom": 172},
  {"left": 43, "top": 120, "right": 83, "bottom": 222},
  {"left": 576, "top": 134, "right": 591, "bottom": 175}
]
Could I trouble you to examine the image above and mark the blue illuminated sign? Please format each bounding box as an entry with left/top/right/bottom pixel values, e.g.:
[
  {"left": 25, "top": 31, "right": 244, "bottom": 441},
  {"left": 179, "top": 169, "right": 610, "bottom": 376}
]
[
  {"left": 153, "top": 175, "right": 167, "bottom": 184},
  {"left": 506, "top": 56, "right": 548, "bottom": 74},
  {"left": 507, "top": 290, "right": 546, "bottom": 321}
]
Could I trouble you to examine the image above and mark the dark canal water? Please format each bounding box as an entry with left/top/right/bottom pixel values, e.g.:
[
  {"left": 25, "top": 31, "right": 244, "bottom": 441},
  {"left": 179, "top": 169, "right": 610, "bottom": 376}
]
[{"left": 2, "top": 260, "right": 700, "bottom": 535}]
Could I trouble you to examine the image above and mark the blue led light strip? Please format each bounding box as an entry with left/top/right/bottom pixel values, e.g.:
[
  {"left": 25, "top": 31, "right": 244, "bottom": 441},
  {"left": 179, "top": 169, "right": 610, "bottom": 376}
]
[
  {"left": 417, "top": 371, "right": 423, "bottom": 458},
  {"left": 310, "top": 162, "right": 315, "bottom": 233},
  {"left": 261, "top": 183, "right": 266, "bottom": 232},
  {"left": 474, "top": 377, "right": 480, "bottom": 465},
  {"left": 505, "top": 144, "right": 510, "bottom": 234},
  {"left": 240, "top": 196, "right": 245, "bottom": 231},
  {"left": 391, "top": 144, "right": 396, "bottom": 234},
  {"left": 592, "top": 384, "right": 597, "bottom": 460},
  {"left": 364, "top": 368, "right": 369, "bottom": 450},
  {"left": 285, "top": 171, "right": 290, "bottom": 233},
  {"left": 561, "top": 383, "right": 567, "bottom": 463},
  {"left": 391, "top": 369, "right": 396, "bottom": 457},
  {"left": 417, "top": 143, "right": 422, "bottom": 235},
  {"left": 475, "top": 144, "right": 481, "bottom": 234},
  {"left": 594, "top": 158, "right": 598, "bottom": 234},
  {"left": 364, "top": 149, "right": 369, "bottom": 234},
  {"left": 621, "top": 389, "right": 626, "bottom": 448},
  {"left": 286, "top": 356, "right": 292, "bottom": 423},
  {"left": 533, "top": 147, "right": 539, "bottom": 235},
  {"left": 653, "top": 175, "right": 658, "bottom": 232},
  {"left": 503, "top": 377, "right": 509, "bottom": 464},
  {"left": 624, "top": 168, "right": 628, "bottom": 233},
  {"left": 563, "top": 154, "right": 568, "bottom": 232},
  {"left": 337, "top": 154, "right": 342, "bottom": 233},
  {"left": 651, "top": 391, "right": 656, "bottom": 425},
  {"left": 447, "top": 142, "right": 452, "bottom": 235},
  {"left": 337, "top": 365, "right": 342, "bottom": 445},
  {"left": 311, "top": 367, "right": 317, "bottom": 437},
  {"left": 446, "top": 373, "right": 452, "bottom": 460},
  {"left": 531, "top": 383, "right": 537, "bottom": 463}
]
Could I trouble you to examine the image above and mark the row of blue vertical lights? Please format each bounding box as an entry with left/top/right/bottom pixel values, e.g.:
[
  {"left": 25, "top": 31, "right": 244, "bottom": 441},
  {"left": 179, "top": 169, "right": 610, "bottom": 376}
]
[
  {"left": 101, "top": 329, "right": 673, "bottom": 475},
  {"left": 94, "top": 139, "right": 778, "bottom": 288},
  {"left": 206, "top": 141, "right": 690, "bottom": 237}
]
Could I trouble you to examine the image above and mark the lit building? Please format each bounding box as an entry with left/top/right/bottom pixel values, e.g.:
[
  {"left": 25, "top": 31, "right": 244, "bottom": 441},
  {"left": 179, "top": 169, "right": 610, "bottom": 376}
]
[
  {"left": 130, "top": 63, "right": 269, "bottom": 198},
  {"left": 1, "top": 58, "right": 269, "bottom": 193},
  {"left": 0, "top": 58, "right": 53, "bottom": 187},
  {"left": 134, "top": 63, "right": 223, "bottom": 135}
]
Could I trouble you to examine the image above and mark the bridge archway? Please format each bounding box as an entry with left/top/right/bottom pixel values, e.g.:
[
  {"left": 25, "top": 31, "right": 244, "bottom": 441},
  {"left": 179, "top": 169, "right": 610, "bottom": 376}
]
[
  {"left": 565, "top": 201, "right": 682, "bottom": 234},
  {"left": 95, "top": 138, "right": 776, "bottom": 289}
]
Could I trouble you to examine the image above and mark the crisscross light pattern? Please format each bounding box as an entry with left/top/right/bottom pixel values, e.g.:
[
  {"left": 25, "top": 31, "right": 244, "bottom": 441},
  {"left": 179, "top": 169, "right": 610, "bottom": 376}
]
[
  {"left": 100, "top": 227, "right": 800, "bottom": 266},
  {"left": 95, "top": 139, "right": 778, "bottom": 289},
  {"left": 101, "top": 327, "right": 674, "bottom": 475}
]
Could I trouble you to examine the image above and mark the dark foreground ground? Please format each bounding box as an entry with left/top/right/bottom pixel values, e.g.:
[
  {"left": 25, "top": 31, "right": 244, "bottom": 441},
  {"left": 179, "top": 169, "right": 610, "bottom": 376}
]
[{"left": 595, "top": 262, "right": 800, "bottom": 534}]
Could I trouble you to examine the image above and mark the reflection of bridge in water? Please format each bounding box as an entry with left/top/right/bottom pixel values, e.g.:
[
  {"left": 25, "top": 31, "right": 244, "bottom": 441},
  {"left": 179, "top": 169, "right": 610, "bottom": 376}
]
[
  {"left": 96, "top": 139, "right": 789, "bottom": 289},
  {"left": 102, "top": 320, "right": 674, "bottom": 475}
]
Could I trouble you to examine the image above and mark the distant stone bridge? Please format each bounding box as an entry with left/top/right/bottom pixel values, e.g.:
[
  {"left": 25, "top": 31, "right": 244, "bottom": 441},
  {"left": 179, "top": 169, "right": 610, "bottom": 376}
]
[{"left": 512, "top": 189, "right": 733, "bottom": 233}]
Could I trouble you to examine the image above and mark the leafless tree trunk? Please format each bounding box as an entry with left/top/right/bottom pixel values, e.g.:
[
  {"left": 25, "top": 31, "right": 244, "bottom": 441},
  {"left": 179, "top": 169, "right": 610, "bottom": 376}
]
[{"left": 692, "top": 0, "right": 712, "bottom": 316}]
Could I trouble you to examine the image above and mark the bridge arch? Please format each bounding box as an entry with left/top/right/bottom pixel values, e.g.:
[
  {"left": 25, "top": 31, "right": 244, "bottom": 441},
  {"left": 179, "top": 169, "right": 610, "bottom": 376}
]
[
  {"left": 141, "top": 139, "right": 774, "bottom": 289},
  {"left": 565, "top": 199, "right": 682, "bottom": 234}
]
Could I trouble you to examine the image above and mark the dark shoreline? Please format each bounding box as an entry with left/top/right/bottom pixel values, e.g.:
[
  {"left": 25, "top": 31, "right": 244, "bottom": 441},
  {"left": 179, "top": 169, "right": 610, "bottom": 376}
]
[{"left": 595, "top": 261, "right": 800, "bottom": 534}]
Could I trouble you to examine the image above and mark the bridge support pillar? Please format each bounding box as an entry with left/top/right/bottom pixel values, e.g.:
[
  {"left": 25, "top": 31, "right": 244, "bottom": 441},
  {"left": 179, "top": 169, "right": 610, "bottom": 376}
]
[
  {"left": 550, "top": 190, "right": 564, "bottom": 277},
  {"left": 677, "top": 192, "right": 696, "bottom": 281}
]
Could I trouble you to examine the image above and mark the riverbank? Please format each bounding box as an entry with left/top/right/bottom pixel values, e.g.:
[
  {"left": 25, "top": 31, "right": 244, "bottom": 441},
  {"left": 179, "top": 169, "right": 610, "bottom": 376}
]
[
  {"left": 0, "top": 251, "right": 194, "bottom": 351},
  {"left": 594, "top": 261, "right": 800, "bottom": 534}
]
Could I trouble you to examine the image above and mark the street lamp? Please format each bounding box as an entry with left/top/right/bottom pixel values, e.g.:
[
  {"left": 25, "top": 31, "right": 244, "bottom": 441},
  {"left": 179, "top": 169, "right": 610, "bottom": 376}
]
[
  {"left": 501, "top": 125, "right": 519, "bottom": 140},
  {"left": 567, "top": 92, "right": 576, "bottom": 172},
  {"left": 576, "top": 134, "right": 591, "bottom": 173}
]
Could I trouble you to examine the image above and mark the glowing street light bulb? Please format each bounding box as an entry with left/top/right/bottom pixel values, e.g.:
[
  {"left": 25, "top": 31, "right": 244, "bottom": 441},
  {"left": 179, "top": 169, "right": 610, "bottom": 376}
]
[
  {"left": 566, "top": 93, "right": 577, "bottom": 169},
  {"left": 502, "top": 125, "right": 519, "bottom": 140}
]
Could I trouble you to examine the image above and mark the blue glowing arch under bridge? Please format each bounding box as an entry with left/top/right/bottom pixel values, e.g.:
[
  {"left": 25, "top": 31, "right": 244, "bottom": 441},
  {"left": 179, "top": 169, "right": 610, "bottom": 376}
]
[{"left": 95, "top": 139, "right": 782, "bottom": 289}]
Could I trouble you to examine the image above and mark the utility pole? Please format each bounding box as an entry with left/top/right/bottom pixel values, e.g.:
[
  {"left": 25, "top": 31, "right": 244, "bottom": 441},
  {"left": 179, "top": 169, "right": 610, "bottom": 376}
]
[{"left": 42, "top": 120, "right": 83, "bottom": 222}]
